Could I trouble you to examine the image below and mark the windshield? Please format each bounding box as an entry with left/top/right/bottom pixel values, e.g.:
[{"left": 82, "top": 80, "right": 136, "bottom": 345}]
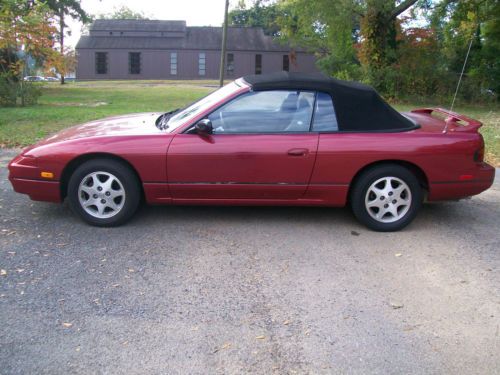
[{"left": 164, "top": 80, "right": 244, "bottom": 132}]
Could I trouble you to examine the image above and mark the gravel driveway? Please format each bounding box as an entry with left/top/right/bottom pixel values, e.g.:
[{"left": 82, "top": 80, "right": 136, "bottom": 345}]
[{"left": 0, "top": 148, "right": 499, "bottom": 374}]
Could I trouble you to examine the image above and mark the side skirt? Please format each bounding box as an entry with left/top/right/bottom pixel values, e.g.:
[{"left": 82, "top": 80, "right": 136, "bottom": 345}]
[{"left": 143, "top": 183, "right": 349, "bottom": 207}]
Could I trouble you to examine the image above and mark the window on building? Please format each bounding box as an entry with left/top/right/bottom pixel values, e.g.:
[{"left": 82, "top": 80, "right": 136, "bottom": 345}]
[
  {"left": 255, "top": 54, "right": 262, "bottom": 75},
  {"left": 282, "top": 54, "right": 290, "bottom": 72},
  {"left": 129, "top": 52, "right": 141, "bottom": 74},
  {"left": 170, "top": 52, "right": 177, "bottom": 75},
  {"left": 208, "top": 90, "right": 315, "bottom": 133},
  {"left": 312, "top": 92, "right": 339, "bottom": 131},
  {"left": 226, "top": 53, "right": 234, "bottom": 75},
  {"left": 95, "top": 52, "right": 108, "bottom": 74},
  {"left": 198, "top": 52, "right": 206, "bottom": 76}
]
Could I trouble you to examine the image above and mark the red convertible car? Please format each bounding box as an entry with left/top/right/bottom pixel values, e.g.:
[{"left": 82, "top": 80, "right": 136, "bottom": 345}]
[{"left": 8, "top": 72, "right": 495, "bottom": 231}]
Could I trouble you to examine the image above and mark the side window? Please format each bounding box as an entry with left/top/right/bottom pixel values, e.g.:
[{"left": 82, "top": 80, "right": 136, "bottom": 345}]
[
  {"left": 282, "top": 55, "right": 290, "bottom": 71},
  {"left": 207, "top": 90, "right": 315, "bottom": 134},
  {"left": 170, "top": 52, "right": 177, "bottom": 75},
  {"left": 312, "top": 92, "right": 339, "bottom": 131},
  {"left": 255, "top": 54, "right": 262, "bottom": 74},
  {"left": 95, "top": 52, "right": 108, "bottom": 74},
  {"left": 198, "top": 52, "right": 206, "bottom": 76},
  {"left": 129, "top": 52, "right": 141, "bottom": 74},
  {"left": 226, "top": 53, "right": 234, "bottom": 75}
]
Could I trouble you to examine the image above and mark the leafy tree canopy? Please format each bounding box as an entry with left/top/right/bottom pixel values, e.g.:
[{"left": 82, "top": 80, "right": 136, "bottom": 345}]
[
  {"left": 0, "top": 0, "right": 59, "bottom": 105},
  {"left": 228, "top": 0, "right": 280, "bottom": 36},
  {"left": 42, "top": 0, "right": 90, "bottom": 83},
  {"left": 230, "top": 0, "right": 499, "bottom": 102},
  {"left": 96, "top": 6, "right": 150, "bottom": 20}
]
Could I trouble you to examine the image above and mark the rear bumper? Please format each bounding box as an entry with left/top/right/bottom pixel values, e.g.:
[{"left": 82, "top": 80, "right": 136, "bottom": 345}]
[
  {"left": 9, "top": 177, "right": 62, "bottom": 203},
  {"left": 428, "top": 163, "right": 495, "bottom": 201}
]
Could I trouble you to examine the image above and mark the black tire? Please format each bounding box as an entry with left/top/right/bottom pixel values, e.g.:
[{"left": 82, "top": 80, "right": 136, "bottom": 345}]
[
  {"left": 350, "top": 164, "right": 423, "bottom": 232},
  {"left": 67, "top": 158, "right": 141, "bottom": 227}
]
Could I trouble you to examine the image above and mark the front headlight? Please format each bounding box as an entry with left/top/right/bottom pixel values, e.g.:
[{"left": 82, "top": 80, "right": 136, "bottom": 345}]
[{"left": 15, "top": 154, "right": 38, "bottom": 167}]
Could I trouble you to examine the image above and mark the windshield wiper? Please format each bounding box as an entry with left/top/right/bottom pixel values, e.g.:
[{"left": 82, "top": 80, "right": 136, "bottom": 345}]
[{"left": 156, "top": 108, "right": 179, "bottom": 130}]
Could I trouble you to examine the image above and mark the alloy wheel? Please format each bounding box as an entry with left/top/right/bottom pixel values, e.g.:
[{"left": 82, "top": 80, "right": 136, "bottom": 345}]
[
  {"left": 364, "top": 176, "right": 412, "bottom": 223},
  {"left": 78, "top": 171, "right": 126, "bottom": 219}
]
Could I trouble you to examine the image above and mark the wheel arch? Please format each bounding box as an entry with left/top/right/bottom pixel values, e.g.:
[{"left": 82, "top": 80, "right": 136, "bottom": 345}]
[
  {"left": 348, "top": 160, "right": 429, "bottom": 202},
  {"left": 60, "top": 153, "right": 143, "bottom": 200}
]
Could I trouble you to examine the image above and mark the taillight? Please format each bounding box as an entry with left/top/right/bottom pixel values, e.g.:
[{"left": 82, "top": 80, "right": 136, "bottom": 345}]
[{"left": 474, "top": 136, "right": 485, "bottom": 162}]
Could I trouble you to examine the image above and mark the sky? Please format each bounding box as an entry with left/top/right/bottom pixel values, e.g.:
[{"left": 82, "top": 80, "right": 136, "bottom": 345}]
[{"left": 66, "top": 0, "right": 245, "bottom": 48}]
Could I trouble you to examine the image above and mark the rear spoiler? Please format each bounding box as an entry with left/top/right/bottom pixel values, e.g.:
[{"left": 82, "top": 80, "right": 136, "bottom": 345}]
[{"left": 411, "top": 108, "right": 482, "bottom": 133}]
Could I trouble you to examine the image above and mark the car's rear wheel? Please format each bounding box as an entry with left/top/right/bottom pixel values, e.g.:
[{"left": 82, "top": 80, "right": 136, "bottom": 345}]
[
  {"left": 67, "top": 159, "right": 141, "bottom": 226},
  {"left": 350, "top": 165, "right": 423, "bottom": 232}
]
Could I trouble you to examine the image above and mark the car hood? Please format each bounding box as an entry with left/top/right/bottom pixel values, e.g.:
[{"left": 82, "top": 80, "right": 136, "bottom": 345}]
[{"left": 26, "top": 112, "right": 163, "bottom": 151}]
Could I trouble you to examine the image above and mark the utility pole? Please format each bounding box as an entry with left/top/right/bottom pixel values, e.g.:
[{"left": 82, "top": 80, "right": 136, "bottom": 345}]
[{"left": 218, "top": 0, "right": 229, "bottom": 87}]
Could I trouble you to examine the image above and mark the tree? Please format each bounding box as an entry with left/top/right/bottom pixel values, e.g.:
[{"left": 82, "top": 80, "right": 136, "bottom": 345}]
[
  {"left": 97, "top": 6, "right": 150, "bottom": 20},
  {"left": 358, "top": 0, "right": 419, "bottom": 70},
  {"left": 228, "top": 0, "right": 362, "bottom": 78},
  {"left": 46, "top": 48, "right": 76, "bottom": 80},
  {"left": 479, "top": 1, "right": 500, "bottom": 95},
  {"left": 278, "top": 0, "right": 421, "bottom": 88},
  {"left": 390, "top": 27, "right": 445, "bottom": 99},
  {"left": 228, "top": 0, "right": 498, "bottom": 102},
  {"left": 430, "top": 0, "right": 500, "bottom": 100},
  {"left": 0, "top": 0, "right": 58, "bottom": 106},
  {"left": 228, "top": 0, "right": 281, "bottom": 36},
  {"left": 44, "top": 0, "right": 90, "bottom": 84},
  {"left": 278, "top": 0, "right": 362, "bottom": 80}
]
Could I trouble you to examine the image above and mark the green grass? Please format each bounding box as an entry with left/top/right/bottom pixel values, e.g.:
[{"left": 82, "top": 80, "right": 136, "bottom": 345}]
[
  {"left": 1, "top": 80, "right": 499, "bottom": 166},
  {"left": 0, "top": 81, "right": 214, "bottom": 147}
]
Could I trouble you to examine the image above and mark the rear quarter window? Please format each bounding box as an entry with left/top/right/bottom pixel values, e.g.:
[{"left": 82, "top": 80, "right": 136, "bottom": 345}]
[{"left": 312, "top": 92, "right": 339, "bottom": 132}]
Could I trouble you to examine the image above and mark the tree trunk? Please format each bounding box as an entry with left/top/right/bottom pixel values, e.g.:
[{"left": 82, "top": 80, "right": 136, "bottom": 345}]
[
  {"left": 60, "top": 11, "right": 65, "bottom": 85},
  {"left": 360, "top": 1, "right": 395, "bottom": 70},
  {"left": 360, "top": 0, "right": 419, "bottom": 70},
  {"left": 358, "top": 0, "right": 419, "bottom": 92},
  {"left": 20, "top": 62, "right": 25, "bottom": 107}
]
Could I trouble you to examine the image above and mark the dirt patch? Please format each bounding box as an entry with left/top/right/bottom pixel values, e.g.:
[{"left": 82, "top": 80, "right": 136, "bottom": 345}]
[{"left": 49, "top": 101, "right": 109, "bottom": 107}]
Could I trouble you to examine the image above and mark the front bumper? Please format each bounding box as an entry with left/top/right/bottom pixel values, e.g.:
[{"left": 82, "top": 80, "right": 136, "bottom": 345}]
[
  {"left": 9, "top": 177, "right": 61, "bottom": 202},
  {"left": 8, "top": 153, "right": 62, "bottom": 203}
]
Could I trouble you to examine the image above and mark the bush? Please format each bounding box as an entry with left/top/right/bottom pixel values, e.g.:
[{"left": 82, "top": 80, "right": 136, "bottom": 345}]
[
  {"left": 18, "top": 81, "right": 42, "bottom": 106},
  {"left": 0, "top": 74, "right": 42, "bottom": 107},
  {"left": 0, "top": 75, "right": 18, "bottom": 106}
]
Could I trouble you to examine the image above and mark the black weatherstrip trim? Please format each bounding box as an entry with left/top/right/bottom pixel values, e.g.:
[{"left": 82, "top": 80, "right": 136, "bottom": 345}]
[{"left": 144, "top": 181, "right": 349, "bottom": 186}]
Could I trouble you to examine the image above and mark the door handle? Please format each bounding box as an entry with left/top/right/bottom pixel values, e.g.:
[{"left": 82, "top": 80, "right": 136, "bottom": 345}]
[{"left": 287, "top": 148, "right": 309, "bottom": 156}]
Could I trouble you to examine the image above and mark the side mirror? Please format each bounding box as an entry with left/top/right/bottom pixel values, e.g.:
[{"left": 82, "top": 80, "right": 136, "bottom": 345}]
[{"left": 194, "top": 119, "right": 213, "bottom": 135}]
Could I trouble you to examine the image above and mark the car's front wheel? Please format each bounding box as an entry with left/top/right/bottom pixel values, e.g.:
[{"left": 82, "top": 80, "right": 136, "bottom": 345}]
[
  {"left": 350, "top": 165, "right": 423, "bottom": 232},
  {"left": 67, "top": 159, "right": 141, "bottom": 226}
]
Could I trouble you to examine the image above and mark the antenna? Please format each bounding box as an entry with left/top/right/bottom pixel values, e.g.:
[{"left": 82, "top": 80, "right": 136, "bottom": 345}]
[{"left": 450, "top": 33, "right": 474, "bottom": 111}]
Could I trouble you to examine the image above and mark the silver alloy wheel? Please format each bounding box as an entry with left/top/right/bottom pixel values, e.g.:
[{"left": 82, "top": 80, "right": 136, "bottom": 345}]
[
  {"left": 78, "top": 171, "right": 126, "bottom": 219},
  {"left": 365, "top": 176, "right": 412, "bottom": 223}
]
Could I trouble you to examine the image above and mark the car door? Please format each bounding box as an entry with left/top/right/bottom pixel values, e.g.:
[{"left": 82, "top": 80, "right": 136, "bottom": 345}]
[{"left": 167, "top": 90, "right": 319, "bottom": 201}]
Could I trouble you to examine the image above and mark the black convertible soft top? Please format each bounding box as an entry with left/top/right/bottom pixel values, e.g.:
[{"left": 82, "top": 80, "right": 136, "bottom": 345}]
[{"left": 243, "top": 72, "right": 418, "bottom": 132}]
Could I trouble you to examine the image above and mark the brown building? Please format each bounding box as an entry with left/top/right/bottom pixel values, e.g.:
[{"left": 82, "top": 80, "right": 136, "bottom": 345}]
[{"left": 75, "top": 19, "right": 319, "bottom": 80}]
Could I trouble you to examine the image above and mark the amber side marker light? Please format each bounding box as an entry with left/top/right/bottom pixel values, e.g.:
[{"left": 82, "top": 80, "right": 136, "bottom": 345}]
[{"left": 40, "top": 172, "right": 54, "bottom": 179}]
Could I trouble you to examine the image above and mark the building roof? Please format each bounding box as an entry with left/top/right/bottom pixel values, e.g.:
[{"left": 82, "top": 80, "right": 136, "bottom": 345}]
[
  {"left": 76, "top": 20, "right": 298, "bottom": 52},
  {"left": 90, "top": 19, "right": 187, "bottom": 32},
  {"left": 244, "top": 72, "right": 417, "bottom": 132}
]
